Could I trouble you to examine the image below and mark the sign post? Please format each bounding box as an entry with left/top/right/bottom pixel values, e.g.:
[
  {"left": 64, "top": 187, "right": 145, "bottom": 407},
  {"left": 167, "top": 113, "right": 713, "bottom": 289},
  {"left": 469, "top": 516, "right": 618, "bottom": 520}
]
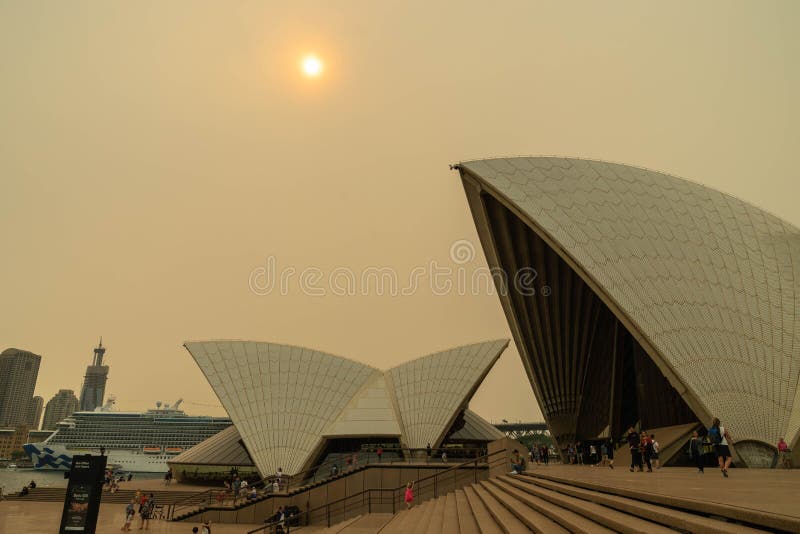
[{"left": 59, "top": 454, "right": 107, "bottom": 534}]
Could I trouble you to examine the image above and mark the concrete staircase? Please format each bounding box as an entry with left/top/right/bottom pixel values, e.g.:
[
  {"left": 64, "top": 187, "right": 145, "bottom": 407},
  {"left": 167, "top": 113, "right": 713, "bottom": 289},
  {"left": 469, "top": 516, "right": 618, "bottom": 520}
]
[
  {"left": 378, "top": 473, "right": 773, "bottom": 534},
  {"left": 170, "top": 464, "right": 374, "bottom": 522}
]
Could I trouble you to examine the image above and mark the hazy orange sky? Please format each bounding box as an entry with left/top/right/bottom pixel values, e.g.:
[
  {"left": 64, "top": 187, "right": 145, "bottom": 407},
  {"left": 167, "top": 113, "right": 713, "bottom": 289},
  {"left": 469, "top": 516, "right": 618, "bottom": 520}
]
[{"left": 1, "top": 1, "right": 798, "bottom": 424}]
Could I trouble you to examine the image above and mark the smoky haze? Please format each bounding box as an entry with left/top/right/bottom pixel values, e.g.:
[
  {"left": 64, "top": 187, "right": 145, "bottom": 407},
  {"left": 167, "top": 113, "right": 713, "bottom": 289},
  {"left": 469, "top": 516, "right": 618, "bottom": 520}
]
[{"left": 0, "top": 1, "right": 798, "bottom": 424}]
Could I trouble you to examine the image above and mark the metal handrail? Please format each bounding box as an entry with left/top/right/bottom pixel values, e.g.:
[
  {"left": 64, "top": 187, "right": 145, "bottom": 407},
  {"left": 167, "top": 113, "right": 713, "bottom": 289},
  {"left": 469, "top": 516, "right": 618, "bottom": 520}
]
[
  {"left": 256, "top": 446, "right": 489, "bottom": 493},
  {"left": 245, "top": 448, "right": 508, "bottom": 534},
  {"left": 166, "top": 489, "right": 215, "bottom": 520}
]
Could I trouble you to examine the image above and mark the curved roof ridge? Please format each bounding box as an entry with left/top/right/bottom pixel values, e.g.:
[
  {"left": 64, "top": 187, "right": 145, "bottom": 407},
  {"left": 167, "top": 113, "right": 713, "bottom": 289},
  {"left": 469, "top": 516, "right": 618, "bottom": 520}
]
[
  {"left": 386, "top": 338, "right": 510, "bottom": 371},
  {"left": 185, "top": 339, "right": 510, "bottom": 374},
  {"left": 183, "top": 339, "right": 381, "bottom": 373},
  {"left": 457, "top": 156, "right": 799, "bottom": 228}
]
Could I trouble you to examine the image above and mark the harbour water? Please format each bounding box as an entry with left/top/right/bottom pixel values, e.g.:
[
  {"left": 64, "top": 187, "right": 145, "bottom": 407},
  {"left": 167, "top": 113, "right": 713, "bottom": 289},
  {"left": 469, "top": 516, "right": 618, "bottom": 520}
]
[{"left": 0, "top": 468, "right": 162, "bottom": 493}]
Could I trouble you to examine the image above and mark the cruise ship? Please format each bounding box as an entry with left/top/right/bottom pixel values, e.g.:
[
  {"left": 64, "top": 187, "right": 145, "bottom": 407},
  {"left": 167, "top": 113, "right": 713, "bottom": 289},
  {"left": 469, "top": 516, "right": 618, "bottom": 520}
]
[{"left": 23, "top": 399, "right": 232, "bottom": 472}]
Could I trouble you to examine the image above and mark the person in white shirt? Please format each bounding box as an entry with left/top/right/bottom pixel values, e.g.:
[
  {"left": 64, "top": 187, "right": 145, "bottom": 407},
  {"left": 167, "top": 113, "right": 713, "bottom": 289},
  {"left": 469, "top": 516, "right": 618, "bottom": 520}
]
[{"left": 650, "top": 435, "right": 661, "bottom": 469}]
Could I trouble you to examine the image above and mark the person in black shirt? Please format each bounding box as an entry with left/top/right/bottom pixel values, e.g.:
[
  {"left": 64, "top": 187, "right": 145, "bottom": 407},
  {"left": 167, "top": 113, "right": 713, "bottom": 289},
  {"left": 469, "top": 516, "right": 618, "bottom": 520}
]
[
  {"left": 689, "top": 430, "right": 705, "bottom": 473},
  {"left": 627, "top": 427, "right": 643, "bottom": 472}
]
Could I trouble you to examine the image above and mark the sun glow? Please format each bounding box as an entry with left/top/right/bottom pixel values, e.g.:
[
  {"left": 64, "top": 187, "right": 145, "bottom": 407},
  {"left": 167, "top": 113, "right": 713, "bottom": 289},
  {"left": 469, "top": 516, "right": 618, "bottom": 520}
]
[{"left": 301, "top": 55, "right": 323, "bottom": 77}]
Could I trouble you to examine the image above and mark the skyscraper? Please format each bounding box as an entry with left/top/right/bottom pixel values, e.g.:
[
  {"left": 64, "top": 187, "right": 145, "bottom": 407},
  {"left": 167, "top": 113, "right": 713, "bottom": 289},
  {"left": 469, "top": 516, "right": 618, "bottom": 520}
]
[
  {"left": 29, "top": 395, "right": 44, "bottom": 430},
  {"left": 79, "top": 339, "right": 109, "bottom": 412},
  {"left": 42, "top": 389, "right": 80, "bottom": 430},
  {"left": 0, "top": 348, "right": 41, "bottom": 427}
]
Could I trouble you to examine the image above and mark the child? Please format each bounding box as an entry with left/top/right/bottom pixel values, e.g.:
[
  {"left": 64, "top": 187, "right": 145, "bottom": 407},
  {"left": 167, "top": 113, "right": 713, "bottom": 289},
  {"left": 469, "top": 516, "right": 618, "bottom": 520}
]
[
  {"left": 404, "top": 481, "right": 415, "bottom": 510},
  {"left": 120, "top": 499, "right": 135, "bottom": 531}
]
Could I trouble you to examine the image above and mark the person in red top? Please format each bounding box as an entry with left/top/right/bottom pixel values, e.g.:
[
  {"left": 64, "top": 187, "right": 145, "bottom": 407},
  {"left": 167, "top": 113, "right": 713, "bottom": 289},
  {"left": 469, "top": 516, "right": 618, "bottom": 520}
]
[
  {"left": 640, "top": 432, "right": 654, "bottom": 472},
  {"left": 404, "top": 481, "right": 415, "bottom": 510}
]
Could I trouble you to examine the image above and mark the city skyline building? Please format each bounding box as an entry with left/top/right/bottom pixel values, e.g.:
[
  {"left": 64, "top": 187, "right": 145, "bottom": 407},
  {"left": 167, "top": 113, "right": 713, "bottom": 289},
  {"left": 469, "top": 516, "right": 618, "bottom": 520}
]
[
  {"left": 78, "top": 339, "right": 109, "bottom": 412},
  {"left": 42, "top": 389, "right": 80, "bottom": 431},
  {"left": 0, "top": 348, "right": 41, "bottom": 428},
  {"left": 29, "top": 395, "right": 43, "bottom": 430},
  {"left": 0, "top": 425, "right": 31, "bottom": 459}
]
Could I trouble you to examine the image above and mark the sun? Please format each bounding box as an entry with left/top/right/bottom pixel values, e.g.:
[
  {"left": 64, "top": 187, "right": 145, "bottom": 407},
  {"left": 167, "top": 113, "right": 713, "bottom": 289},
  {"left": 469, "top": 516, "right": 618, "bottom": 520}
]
[{"left": 301, "top": 55, "right": 323, "bottom": 77}]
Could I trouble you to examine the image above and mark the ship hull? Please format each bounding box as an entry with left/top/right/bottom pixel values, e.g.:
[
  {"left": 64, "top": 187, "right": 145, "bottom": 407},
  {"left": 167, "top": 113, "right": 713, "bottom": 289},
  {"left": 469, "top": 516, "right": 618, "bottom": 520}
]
[{"left": 23, "top": 442, "right": 173, "bottom": 473}]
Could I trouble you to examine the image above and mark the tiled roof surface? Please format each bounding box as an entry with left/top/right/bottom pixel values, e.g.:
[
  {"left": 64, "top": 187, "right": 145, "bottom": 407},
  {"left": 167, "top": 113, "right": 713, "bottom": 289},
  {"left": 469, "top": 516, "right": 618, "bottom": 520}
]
[
  {"left": 460, "top": 157, "right": 800, "bottom": 447},
  {"left": 185, "top": 340, "right": 508, "bottom": 475}
]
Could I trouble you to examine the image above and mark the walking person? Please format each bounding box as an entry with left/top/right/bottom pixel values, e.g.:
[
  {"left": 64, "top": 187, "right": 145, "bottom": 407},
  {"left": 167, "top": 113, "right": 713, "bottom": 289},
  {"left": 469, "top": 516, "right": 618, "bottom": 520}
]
[
  {"left": 627, "top": 427, "right": 643, "bottom": 472},
  {"left": 606, "top": 438, "right": 615, "bottom": 469},
  {"left": 641, "top": 432, "right": 654, "bottom": 472},
  {"left": 201, "top": 520, "right": 212, "bottom": 534},
  {"left": 404, "top": 481, "right": 415, "bottom": 509},
  {"left": 599, "top": 442, "right": 608, "bottom": 467},
  {"left": 376, "top": 446, "right": 383, "bottom": 463},
  {"left": 232, "top": 476, "right": 241, "bottom": 504},
  {"left": 689, "top": 430, "right": 704, "bottom": 473},
  {"left": 441, "top": 450, "right": 447, "bottom": 464},
  {"left": 650, "top": 434, "right": 661, "bottom": 469},
  {"left": 426, "top": 443, "right": 432, "bottom": 463},
  {"left": 139, "top": 496, "right": 152, "bottom": 530},
  {"left": 708, "top": 418, "right": 733, "bottom": 477},
  {"left": 589, "top": 443, "right": 597, "bottom": 466},
  {"left": 121, "top": 499, "right": 135, "bottom": 531}
]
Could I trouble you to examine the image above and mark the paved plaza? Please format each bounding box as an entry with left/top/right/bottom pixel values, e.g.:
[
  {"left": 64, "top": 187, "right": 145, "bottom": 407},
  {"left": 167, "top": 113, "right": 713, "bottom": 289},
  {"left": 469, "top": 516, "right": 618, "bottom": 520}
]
[
  {"left": 526, "top": 464, "right": 800, "bottom": 525},
  {"left": 0, "top": 501, "right": 267, "bottom": 534},
  {"left": 2, "top": 466, "right": 798, "bottom": 533}
]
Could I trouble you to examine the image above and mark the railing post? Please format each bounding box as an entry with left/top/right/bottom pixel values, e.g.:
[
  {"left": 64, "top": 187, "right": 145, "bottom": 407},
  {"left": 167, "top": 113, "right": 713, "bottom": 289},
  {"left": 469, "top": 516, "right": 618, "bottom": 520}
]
[
  {"left": 474, "top": 459, "right": 478, "bottom": 483},
  {"left": 326, "top": 503, "right": 330, "bottom": 527},
  {"left": 392, "top": 490, "right": 396, "bottom": 514},
  {"left": 434, "top": 475, "right": 438, "bottom": 498}
]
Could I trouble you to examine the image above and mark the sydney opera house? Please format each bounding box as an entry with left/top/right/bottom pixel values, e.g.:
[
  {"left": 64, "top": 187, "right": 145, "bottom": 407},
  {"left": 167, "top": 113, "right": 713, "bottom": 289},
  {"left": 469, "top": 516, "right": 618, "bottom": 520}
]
[
  {"left": 181, "top": 340, "right": 508, "bottom": 477},
  {"left": 456, "top": 157, "right": 800, "bottom": 467}
]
